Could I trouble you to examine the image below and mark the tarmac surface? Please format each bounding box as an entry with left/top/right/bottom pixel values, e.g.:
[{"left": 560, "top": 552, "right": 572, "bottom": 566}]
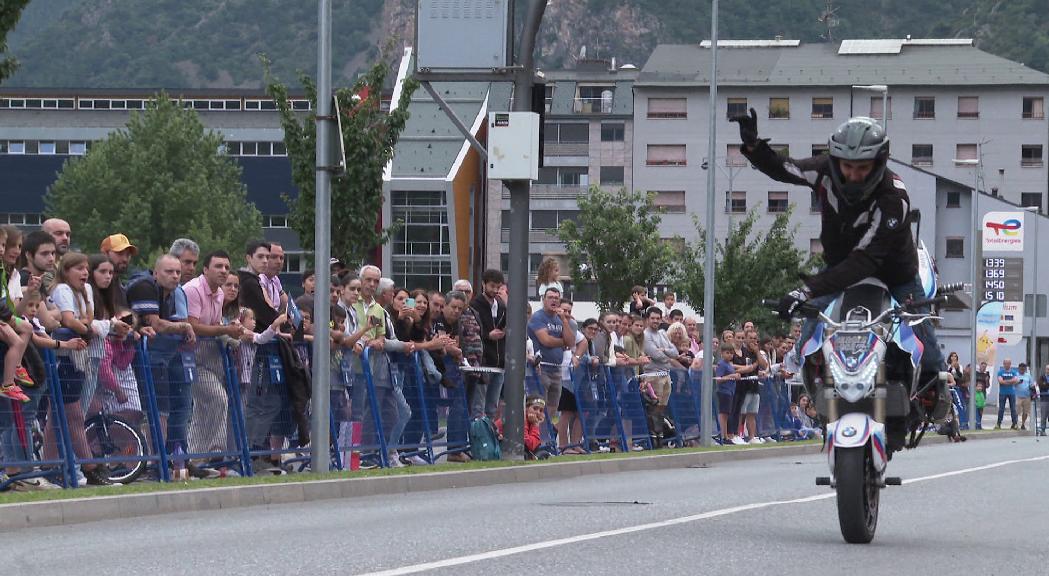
[{"left": 7, "top": 435, "right": 1047, "bottom": 575}]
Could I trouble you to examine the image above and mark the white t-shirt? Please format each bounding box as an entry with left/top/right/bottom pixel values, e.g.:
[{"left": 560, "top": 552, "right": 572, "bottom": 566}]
[
  {"left": 51, "top": 283, "right": 94, "bottom": 320},
  {"left": 537, "top": 281, "right": 564, "bottom": 299},
  {"left": 6, "top": 268, "right": 22, "bottom": 301}
]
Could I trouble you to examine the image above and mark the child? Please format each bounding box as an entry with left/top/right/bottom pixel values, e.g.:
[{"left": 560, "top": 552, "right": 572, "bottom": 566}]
[
  {"left": 524, "top": 395, "right": 549, "bottom": 460},
  {"left": 236, "top": 308, "right": 286, "bottom": 386},
  {"left": 714, "top": 342, "right": 741, "bottom": 445},
  {"left": 97, "top": 309, "right": 143, "bottom": 426},
  {"left": 975, "top": 380, "right": 986, "bottom": 430},
  {"left": 0, "top": 225, "right": 34, "bottom": 402}
]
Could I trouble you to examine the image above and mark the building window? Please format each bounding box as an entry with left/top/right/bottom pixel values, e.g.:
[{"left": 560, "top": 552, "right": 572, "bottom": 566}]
[
  {"left": 537, "top": 167, "right": 589, "bottom": 187},
  {"left": 945, "top": 237, "right": 964, "bottom": 258},
  {"left": 392, "top": 208, "right": 451, "bottom": 256},
  {"left": 543, "top": 85, "right": 554, "bottom": 113},
  {"left": 809, "top": 238, "right": 823, "bottom": 256},
  {"left": 1021, "top": 144, "right": 1043, "bottom": 167},
  {"left": 811, "top": 97, "right": 833, "bottom": 119},
  {"left": 1020, "top": 192, "right": 1043, "bottom": 212},
  {"left": 957, "top": 96, "right": 979, "bottom": 118},
  {"left": 914, "top": 96, "right": 935, "bottom": 119},
  {"left": 647, "top": 97, "right": 687, "bottom": 119},
  {"left": 946, "top": 191, "right": 961, "bottom": 208},
  {"left": 530, "top": 210, "right": 578, "bottom": 230},
  {"left": 392, "top": 259, "right": 453, "bottom": 294},
  {"left": 811, "top": 144, "right": 828, "bottom": 156},
  {"left": 869, "top": 96, "right": 892, "bottom": 120},
  {"left": 6, "top": 141, "right": 25, "bottom": 154},
  {"left": 500, "top": 210, "right": 511, "bottom": 230},
  {"left": 653, "top": 191, "right": 686, "bottom": 213},
  {"left": 264, "top": 215, "right": 289, "bottom": 228},
  {"left": 574, "top": 85, "right": 614, "bottom": 114},
  {"left": 281, "top": 253, "right": 304, "bottom": 274},
  {"left": 727, "top": 97, "right": 747, "bottom": 119},
  {"left": 767, "top": 191, "right": 789, "bottom": 213},
  {"left": 725, "top": 190, "right": 746, "bottom": 213},
  {"left": 646, "top": 144, "right": 686, "bottom": 166},
  {"left": 38, "top": 141, "right": 56, "bottom": 155},
  {"left": 550, "top": 123, "right": 589, "bottom": 143},
  {"left": 600, "top": 122, "right": 624, "bottom": 142},
  {"left": 726, "top": 144, "right": 747, "bottom": 167},
  {"left": 1022, "top": 96, "right": 1044, "bottom": 119},
  {"left": 912, "top": 144, "right": 933, "bottom": 166},
  {"left": 769, "top": 97, "right": 790, "bottom": 119},
  {"left": 955, "top": 143, "right": 978, "bottom": 161},
  {"left": 599, "top": 166, "right": 624, "bottom": 185},
  {"left": 69, "top": 141, "right": 87, "bottom": 155},
  {"left": 810, "top": 189, "right": 822, "bottom": 213}
]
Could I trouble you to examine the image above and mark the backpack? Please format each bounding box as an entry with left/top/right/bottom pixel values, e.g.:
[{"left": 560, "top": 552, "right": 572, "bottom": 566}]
[{"left": 469, "top": 416, "right": 502, "bottom": 461}]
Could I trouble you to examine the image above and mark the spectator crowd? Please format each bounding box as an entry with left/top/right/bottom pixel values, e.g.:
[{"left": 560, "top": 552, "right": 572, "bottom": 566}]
[{"left": 1, "top": 226, "right": 1044, "bottom": 492}]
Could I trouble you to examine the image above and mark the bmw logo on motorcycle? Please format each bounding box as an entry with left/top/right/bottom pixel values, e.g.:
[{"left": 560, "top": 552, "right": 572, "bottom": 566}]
[{"left": 841, "top": 426, "right": 858, "bottom": 437}]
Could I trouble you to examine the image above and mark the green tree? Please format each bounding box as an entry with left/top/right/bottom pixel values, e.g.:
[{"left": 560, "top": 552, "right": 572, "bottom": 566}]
[
  {"left": 557, "top": 186, "right": 674, "bottom": 311},
  {"left": 46, "top": 94, "right": 262, "bottom": 263},
  {"left": 0, "top": 0, "right": 30, "bottom": 84},
  {"left": 672, "top": 205, "right": 818, "bottom": 333},
  {"left": 264, "top": 56, "right": 418, "bottom": 266}
]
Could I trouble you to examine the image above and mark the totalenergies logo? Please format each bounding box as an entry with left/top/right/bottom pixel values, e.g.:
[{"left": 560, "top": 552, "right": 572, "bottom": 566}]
[{"left": 985, "top": 219, "right": 1022, "bottom": 236}]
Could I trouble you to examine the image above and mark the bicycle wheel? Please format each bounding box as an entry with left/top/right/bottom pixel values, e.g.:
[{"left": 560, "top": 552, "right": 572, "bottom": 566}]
[{"left": 85, "top": 415, "right": 147, "bottom": 484}]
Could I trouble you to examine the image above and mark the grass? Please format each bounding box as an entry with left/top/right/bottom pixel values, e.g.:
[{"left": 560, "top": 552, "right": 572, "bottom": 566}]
[{"left": 0, "top": 440, "right": 820, "bottom": 505}]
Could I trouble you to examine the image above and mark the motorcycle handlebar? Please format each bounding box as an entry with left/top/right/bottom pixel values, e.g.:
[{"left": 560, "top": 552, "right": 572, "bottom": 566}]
[
  {"left": 936, "top": 282, "right": 965, "bottom": 295},
  {"left": 902, "top": 294, "right": 950, "bottom": 311}
]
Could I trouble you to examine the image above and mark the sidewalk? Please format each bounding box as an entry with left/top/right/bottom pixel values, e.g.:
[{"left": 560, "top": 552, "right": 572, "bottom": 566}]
[{"left": 0, "top": 429, "right": 1025, "bottom": 531}]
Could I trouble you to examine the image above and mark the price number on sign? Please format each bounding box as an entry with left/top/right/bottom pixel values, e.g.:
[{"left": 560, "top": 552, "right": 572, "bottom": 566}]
[
  {"left": 984, "top": 268, "right": 1007, "bottom": 279},
  {"left": 984, "top": 258, "right": 1006, "bottom": 268},
  {"left": 984, "top": 291, "right": 1006, "bottom": 302}
]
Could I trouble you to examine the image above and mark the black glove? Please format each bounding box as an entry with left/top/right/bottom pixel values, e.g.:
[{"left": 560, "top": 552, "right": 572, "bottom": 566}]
[
  {"left": 729, "top": 107, "right": 763, "bottom": 148},
  {"left": 777, "top": 288, "right": 810, "bottom": 321}
]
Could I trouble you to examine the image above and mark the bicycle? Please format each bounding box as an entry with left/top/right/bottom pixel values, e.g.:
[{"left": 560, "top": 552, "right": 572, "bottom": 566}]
[{"left": 83, "top": 407, "right": 148, "bottom": 484}]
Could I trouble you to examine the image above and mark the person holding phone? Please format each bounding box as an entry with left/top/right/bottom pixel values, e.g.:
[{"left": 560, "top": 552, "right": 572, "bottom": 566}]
[{"left": 470, "top": 269, "right": 507, "bottom": 420}]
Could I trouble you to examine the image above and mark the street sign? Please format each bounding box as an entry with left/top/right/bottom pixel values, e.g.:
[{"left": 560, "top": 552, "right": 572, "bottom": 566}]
[
  {"left": 979, "top": 257, "right": 1023, "bottom": 304},
  {"left": 981, "top": 211, "right": 1026, "bottom": 252}
]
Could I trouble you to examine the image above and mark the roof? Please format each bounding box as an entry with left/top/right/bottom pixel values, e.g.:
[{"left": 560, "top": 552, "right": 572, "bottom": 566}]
[
  {"left": 637, "top": 40, "right": 1049, "bottom": 87},
  {"left": 389, "top": 81, "right": 491, "bottom": 179}
]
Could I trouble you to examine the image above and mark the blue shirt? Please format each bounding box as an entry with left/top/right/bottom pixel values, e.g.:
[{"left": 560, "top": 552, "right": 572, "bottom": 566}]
[
  {"left": 1015, "top": 372, "right": 1033, "bottom": 398},
  {"left": 997, "top": 367, "right": 1019, "bottom": 395},
  {"left": 715, "top": 359, "right": 736, "bottom": 395},
  {"left": 528, "top": 309, "right": 565, "bottom": 369}
]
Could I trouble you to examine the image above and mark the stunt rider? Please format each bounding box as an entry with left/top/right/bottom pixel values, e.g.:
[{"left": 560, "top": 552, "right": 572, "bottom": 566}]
[{"left": 731, "top": 109, "right": 945, "bottom": 451}]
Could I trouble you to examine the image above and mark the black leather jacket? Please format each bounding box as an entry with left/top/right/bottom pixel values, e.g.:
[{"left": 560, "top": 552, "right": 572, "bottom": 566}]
[{"left": 743, "top": 140, "right": 918, "bottom": 298}]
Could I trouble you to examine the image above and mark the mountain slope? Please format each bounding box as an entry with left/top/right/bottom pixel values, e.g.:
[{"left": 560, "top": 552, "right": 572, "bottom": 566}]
[{"left": 5, "top": 0, "right": 1049, "bottom": 89}]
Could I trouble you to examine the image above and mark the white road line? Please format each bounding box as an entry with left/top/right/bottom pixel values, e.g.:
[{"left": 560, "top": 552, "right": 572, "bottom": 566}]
[{"left": 357, "top": 454, "right": 1049, "bottom": 576}]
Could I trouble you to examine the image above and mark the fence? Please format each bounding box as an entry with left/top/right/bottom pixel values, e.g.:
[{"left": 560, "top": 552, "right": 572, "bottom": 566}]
[{"left": 0, "top": 339, "right": 802, "bottom": 490}]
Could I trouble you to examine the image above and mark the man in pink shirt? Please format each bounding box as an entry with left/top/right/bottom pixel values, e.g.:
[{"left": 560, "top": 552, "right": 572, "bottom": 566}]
[{"left": 184, "top": 250, "right": 244, "bottom": 476}]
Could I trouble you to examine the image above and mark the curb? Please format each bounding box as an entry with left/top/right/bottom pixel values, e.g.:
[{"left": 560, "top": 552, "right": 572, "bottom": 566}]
[{"left": 0, "top": 430, "right": 1023, "bottom": 531}]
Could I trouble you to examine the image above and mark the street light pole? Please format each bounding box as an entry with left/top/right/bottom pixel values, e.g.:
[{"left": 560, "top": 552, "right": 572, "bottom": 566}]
[
  {"left": 1022, "top": 206, "right": 1040, "bottom": 434},
  {"left": 310, "top": 0, "right": 333, "bottom": 473},
  {"left": 955, "top": 156, "right": 980, "bottom": 430},
  {"left": 851, "top": 85, "right": 888, "bottom": 133},
  {"left": 700, "top": 0, "right": 718, "bottom": 447}
]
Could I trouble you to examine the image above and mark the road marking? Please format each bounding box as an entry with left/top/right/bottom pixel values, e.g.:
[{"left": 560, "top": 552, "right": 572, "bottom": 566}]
[{"left": 357, "top": 454, "right": 1049, "bottom": 576}]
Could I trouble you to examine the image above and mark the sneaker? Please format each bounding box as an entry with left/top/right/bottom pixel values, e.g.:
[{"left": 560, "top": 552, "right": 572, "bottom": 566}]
[
  {"left": 631, "top": 444, "right": 645, "bottom": 451},
  {"left": 83, "top": 467, "right": 120, "bottom": 486},
  {"left": 730, "top": 436, "right": 747, "bottom": 445},
  {"left": 404, "top": 455, "right": 430, "bottom": 466},
  {"left": 1011, "top": 424, "right": 1019, "bottom": 430},
  {"left": 446, "top": 452, "right": 471, "bottom": 463},
  {"left": 187, "top": 464, "right": 221, "bottom": 480},
  {"left": 13, "top": 366, "right": 35, "bottom": 388},
  {"left": 0, "top": 383, "right": 30, "bottom": 403},
  {"left": 764, "top": 436, "right": 778, "bottom": 443},
  {"left": 75, "top": 466, "right": 88, "bottom": 487},
  {"left": 10, "top": 477, "right": 62, "bottom": 491},
  {"left": 748, "top": 437, "right": 763, "bottom": 445},
  {"left": 994, "top": 425, "right": 1002, "bottom": 430},
  {"left": 387, "top": 454, "right": 405, "bottom": 468},
  {"left": 1020, "top": 425, "right": 1027, "bottom": 430}
]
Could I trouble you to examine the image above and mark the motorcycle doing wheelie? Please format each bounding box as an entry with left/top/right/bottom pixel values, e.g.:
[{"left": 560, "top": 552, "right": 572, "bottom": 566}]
[{"left": 767, "top": 273, "right": 957, "bottom": 544}]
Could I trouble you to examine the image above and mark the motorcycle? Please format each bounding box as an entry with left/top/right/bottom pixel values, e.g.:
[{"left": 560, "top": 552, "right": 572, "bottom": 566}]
[{"left": 765, "top": 277, "right": 959, "bottom": 543}]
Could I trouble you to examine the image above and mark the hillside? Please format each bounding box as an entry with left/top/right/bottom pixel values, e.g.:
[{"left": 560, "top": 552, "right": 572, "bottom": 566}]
[{"left": 5, "top": 0, "right": 1049, "bottom": 89}]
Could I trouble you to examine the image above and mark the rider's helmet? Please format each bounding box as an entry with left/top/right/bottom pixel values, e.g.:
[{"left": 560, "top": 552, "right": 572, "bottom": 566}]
[{"left": 827, "top": 117, "right": 890, "bottom": 205}]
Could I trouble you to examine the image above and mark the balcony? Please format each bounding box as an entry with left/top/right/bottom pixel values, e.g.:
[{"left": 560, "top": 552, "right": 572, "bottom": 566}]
[
  {"left": 573, "top": 97, "right": 614, "bottom": 114},
  {"left": 500, "top": 229, "right": 563, "bottom": 244},
  {"left": 545, "top": 141, "right": 589, "bottom": 156},
  {"left": 501, "top": 184, "right": 586, "bottom": 200}
]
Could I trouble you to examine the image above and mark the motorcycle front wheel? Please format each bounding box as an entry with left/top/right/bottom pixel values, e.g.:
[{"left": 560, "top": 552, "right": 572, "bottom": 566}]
[{"left": 834, "top": 446, "right": 879, "bottom": 543}]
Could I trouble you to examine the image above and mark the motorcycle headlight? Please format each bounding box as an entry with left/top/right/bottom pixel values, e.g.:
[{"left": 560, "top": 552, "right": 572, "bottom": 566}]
[{"left": 828, "top": 331, "right": 879, "bottom": 403}]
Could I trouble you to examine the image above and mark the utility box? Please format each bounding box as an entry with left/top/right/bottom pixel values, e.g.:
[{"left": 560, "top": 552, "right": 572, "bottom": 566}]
[
  {"left": 487, "top": 112, "right": 540, "bottom": 180},
  {"left": 416, "top": 0, "right": 512, "bottom": 72}
]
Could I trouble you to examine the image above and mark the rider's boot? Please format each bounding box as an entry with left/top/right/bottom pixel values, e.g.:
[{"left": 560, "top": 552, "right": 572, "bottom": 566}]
[
  {"left": 885, "top": 416, "right": 906, "bottom": 458},
  {"left": 917, "top": 371, "right": 950, "bottom": 421}
]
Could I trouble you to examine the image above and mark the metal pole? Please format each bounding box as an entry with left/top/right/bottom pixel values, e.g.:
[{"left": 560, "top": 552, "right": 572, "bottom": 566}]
[
  {"left": 968, "top": 171, "right": 979, "bottom": 431},
  {"left": 881, "top": 89, "right": 888, "bottom": 135},
  {"left": 311, "top": 0, "right": 332, "bottom": 472},
  {"left": 700, "top": 0, "right": 718, "bottom": 447},
  {"left": 503, "top": 0, "right": 546, "bottom": 459},
  {"left": 1027, "top": 210, "right": 1039, "bottom": 434}
]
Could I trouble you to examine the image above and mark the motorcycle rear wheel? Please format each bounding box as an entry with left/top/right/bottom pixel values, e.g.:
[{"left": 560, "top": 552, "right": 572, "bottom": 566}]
[{"left": 834, "top": 446, "right": 880, "bottom": 543}]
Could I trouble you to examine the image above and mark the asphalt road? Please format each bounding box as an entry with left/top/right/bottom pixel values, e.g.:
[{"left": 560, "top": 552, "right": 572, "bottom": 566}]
[{"left": 8, "top": 435, "right": 1048, "bottom": 576}]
